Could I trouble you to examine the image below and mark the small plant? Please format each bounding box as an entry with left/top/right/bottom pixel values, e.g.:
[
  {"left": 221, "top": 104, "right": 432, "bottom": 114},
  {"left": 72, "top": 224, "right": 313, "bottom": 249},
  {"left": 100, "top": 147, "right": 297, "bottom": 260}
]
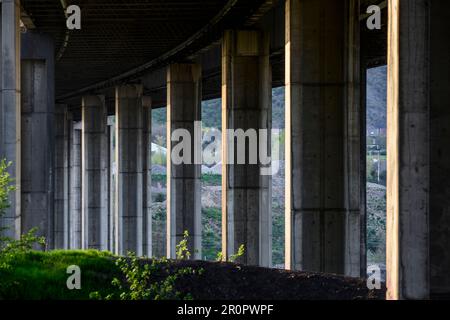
[
  {"left": 0, "top": 160, "right": 14, "bottom": 238},
  {"left": 90, "top": 252, "right": 200, "bottom": 300},
  {"left": 176, "top": 230, "right": 191, "bottom": 260},
  {"left": 215, "top": 251, "right": 223, "bottom": 262},
  {"left": 0, "top": 160, "right": 14, "bottom": 247},
  {"left": 1, "top": 159, "right": 46, "bottom": 254},
  {"left": 215, "top": 244, "right": 246, "bottom": 263},
  {"left": 1, "top": 228, "right": 46, "bottom": 254},
  {"left": 229, "top": 244, "right": 245, "bottom": 263}
]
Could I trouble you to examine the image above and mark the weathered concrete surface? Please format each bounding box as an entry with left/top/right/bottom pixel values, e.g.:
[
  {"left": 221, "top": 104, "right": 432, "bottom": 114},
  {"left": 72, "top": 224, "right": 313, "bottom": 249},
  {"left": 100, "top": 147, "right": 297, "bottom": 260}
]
[
  {"left": 20, "top": 32, "right": 55, "bottom": 247},
  {"left": 222, "top": 30, "right": 272, "bottom": 267},
  {"left": 115, "top": 85, "right": 144, "bottom": 256},
  {"left": 70, "top": 123, "right": 82, "bottom": 249},
  {"left": 81, "top": 95, "right": 108, "bottom": 250},
  {"left": 386, "top": 0, "right": 429, "bottom": 300},
  {"left": 285, "top": 0, "right": 362, "bottom": 275},
  {"left": 107, "top": 117, "right": 114, "bottom": 253},
  {"left": 167, "top": 63, "right": 202, "bottom": 260},
  {"left": 429, "top": 0, "right": 450, "bottom": 298},
  {"left": 142, "top": 97, "right": 152, "bottom": 257},
  {"left": 0, "top": 0, "right": 21, "bottom": 240},
  {"left": 54, "top": 106, "right": 70, "bottom": 249},
  {"left": 387, "top": 0, "right": 450, "bottom": 300}
]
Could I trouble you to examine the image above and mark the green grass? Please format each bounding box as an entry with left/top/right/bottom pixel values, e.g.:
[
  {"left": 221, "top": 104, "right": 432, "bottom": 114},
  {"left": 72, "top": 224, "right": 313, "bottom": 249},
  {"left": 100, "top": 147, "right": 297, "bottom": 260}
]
[
  {"left": 201, "top": 207, "right": 221, "bottom": 261},
  {"left": 0, "top": 250, "right": 120, "bottom": 300},
  {"left": 201, "top": 174, "right": 221, "bottom": 186},
  {"left": 152, "top": 174, "right": 222, "bottom": 187}
]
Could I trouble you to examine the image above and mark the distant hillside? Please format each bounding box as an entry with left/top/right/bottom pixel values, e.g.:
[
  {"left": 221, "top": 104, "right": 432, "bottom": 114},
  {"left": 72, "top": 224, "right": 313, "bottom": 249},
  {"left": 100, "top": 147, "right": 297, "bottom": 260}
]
[
  {"left": 367, "top": 66, "right": 387, "bottom": 131},
  {"left": 152, "top": 87, "right": 285, "bottom": 130},
  {"left": 153, "top": 70, "right": 386, "bottom": 132}
]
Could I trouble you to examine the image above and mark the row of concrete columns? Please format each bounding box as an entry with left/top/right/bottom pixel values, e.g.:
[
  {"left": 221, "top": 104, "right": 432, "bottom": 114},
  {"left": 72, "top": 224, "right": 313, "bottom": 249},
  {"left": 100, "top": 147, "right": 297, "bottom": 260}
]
[
  {"left": 0, "top": 0, "right": 371, "bottom": 273},
  {"left": 50, "top": 89, "right": 152, "bottom": 255},
  {"left": 2, "top": 0, "right": 450, "bottom": 299}
]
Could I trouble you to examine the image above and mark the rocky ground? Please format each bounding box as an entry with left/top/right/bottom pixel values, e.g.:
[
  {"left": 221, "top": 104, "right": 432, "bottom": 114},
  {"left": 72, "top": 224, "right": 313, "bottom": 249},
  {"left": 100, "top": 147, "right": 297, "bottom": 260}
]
[{"left": 166, "top": 260, "right": 385, "bottom": 300}]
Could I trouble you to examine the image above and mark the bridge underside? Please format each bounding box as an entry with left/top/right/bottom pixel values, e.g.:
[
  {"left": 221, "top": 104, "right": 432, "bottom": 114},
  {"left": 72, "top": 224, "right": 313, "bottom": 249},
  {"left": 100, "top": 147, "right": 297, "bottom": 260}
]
[{"left": 0, "top": 0, "right": 449, "bottom": 299}]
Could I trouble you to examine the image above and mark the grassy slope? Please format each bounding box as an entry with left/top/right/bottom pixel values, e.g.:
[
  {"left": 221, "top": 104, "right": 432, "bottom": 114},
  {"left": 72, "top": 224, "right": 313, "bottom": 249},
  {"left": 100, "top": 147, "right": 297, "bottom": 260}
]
[
  {"left": 0, "top": 250, "right": 120, "bottom": 300},
  {"left": 0, "top": 250, "right": 383, "bottom": 300}
]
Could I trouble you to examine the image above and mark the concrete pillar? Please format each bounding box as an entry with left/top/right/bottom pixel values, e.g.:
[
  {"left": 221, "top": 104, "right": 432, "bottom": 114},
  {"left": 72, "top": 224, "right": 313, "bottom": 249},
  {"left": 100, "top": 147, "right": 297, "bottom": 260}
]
[
  {"left": 20, "top": 32, "right": 55, "bottom": 247},
  {"left": 106, "top": 116, "right": 114, "bottom": 252},
  {"left": 387, "top": 0, "right": 450, "bottom": 300},
  {"left": 142, "top": 97, "right": 152, "bottom": 257},
  {"left": 81, "top": 95, "right": 108, "bottom": 250},
  {"left": 429, "top": 0, "right": 450, "bottom": 299},
  {"left": 115, "top": 85, "right": 144, "bottom": 256},
  {"left": 285, "top": 0, "right": 361, "bottom": 274},
  {"left": 0, "top": 0, "right": 21, "bottom": 239},
  {"left": 54, "top": 106, "right": 70, "bottom": 249},
  {"left": 70, "top": 122, "right": 82, "bottom": 249},
  {"left": 166, "top": 63, "right": 202, "bottom": 260},
  {"left": 221, "top": 30, "right": 272, "bottom": 267}
]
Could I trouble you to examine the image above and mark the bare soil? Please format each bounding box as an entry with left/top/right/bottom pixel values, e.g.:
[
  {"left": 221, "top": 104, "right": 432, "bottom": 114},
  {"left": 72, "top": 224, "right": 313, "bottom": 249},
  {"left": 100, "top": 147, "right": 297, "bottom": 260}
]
[{"left": 165, "top": 260, "right": 385, "bottom": 300}]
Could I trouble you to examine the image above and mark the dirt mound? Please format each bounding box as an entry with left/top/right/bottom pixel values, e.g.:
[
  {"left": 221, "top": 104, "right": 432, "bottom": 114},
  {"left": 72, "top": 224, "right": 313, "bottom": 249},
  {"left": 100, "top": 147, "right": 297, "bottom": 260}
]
[{"left": 165, "top": 260, "right": 385, "bottom": 300}]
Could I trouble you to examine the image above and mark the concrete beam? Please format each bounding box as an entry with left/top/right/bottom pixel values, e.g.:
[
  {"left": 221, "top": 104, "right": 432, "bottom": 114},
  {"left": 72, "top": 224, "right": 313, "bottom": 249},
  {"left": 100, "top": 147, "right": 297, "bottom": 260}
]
[
  {"left": 81, "top": 95, "right": 108, "bottom": 250},
  {"left": 115, "top": 85, "right": 144, "bottom": 256},
  {"left": 285, "top": 0, "right": 362, "bottom": 275},
  {"left": 221, "top": 30, "right": 272, "bottom": 267},
  {"left": 166, "top": 63, "right": 202, "bottom": 260},
  {"left": 0, "top": 0, "right": 21, "bottom": 240}
]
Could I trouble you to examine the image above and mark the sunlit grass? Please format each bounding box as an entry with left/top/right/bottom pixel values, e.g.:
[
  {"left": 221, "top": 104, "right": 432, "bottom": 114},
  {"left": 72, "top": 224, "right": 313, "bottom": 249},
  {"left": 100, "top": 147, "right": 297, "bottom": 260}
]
[{"left": 0, "top": 250, "right": 120, "bottom": 300}]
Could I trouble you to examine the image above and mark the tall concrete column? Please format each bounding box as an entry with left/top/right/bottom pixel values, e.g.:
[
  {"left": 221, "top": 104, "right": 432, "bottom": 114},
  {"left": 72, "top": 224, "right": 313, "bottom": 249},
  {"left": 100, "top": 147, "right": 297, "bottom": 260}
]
[
  {"left": 115, "top": 85, "right": 144, "bottom": 256},
  {"left": 221, "top": 30, "right": 272, "bottom": 267},
  {"left": 285, "top": 0, "right": 361, "bottom": 274},
  {"left": 70, "top": 122, "right": 82, "bottom": 249},
  {"left": 0, "top": 0, "right": 21, "bottom": 239},
  {"left": 387, "top": 0, "right": 450, "bottom": 300},
  {"left": 167, "top": 63, "right": 202, "bottom": 259},
  {"left": 106, "top": 117, "right": 114, "bottom": 252},
  {"left": 20, "top": 32, "right": 55, "bottom": 247},
  {"left": 54, "top": 106, "right": 70, "bottom": 249},
  {"left": 82, "top": 95, "right": 108, "bottom": 250},
  {"left": 142, "top": 97, "right": 152, "bottom": 257}
]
